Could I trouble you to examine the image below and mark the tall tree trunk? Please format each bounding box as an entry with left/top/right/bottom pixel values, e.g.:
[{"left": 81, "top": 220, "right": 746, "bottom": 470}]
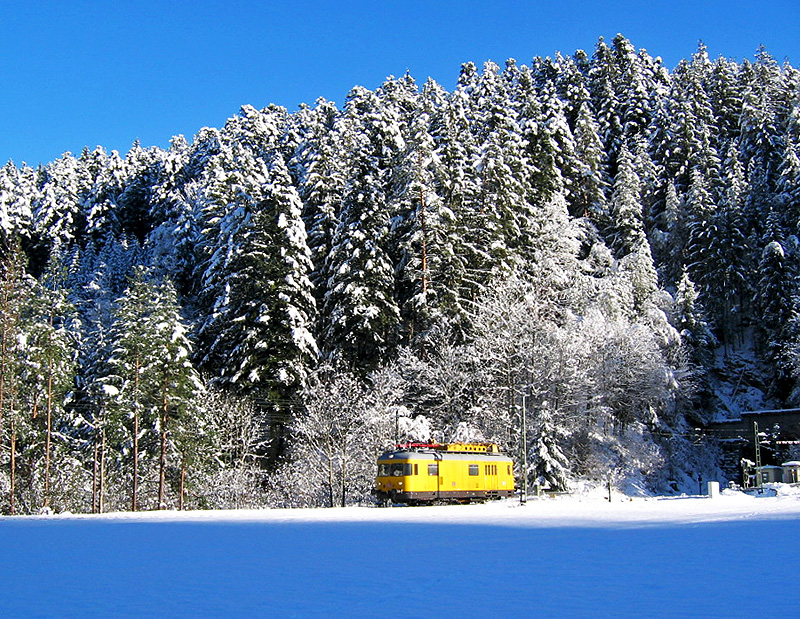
[
  {"left": 92, "top": 436, "right": 99, "bottom": 514},
  {"left": 0, "top": 249, "right": 23, "bottom": 472},
  {"left": 99, "top": 426, "right": 106, "bottom": 514},
  {"left": 0, "top": 331, "right": 6, "bottom": 464},
  {"left": 418, "top": 174, "right": 429, "bottom": 296},
  {"left": 132, "top": 408, "right": 139, "bottom": 511},
  {"left": 326, "top": 435, "right": 335, "bottom": 508},
  {"left": 340, "top": 442, "right": 347, "bottom": 508},
  {"left": 132, "top": 353, "right": 140, "bottom": 512},
  {"left": 158, "top": 385, "right": 168, "bottom": 510},
  {"left": 9, "top": 418, "right": 15, "bottom": 515},
  {"left": 0, "top": 295, "right": 9, "bottom": 464},
  {"left": 179, "top": 457, "right": 186, "bottom": 511},
  {"left": 44, "top": 357, "right": 53, "bottom": 509}
]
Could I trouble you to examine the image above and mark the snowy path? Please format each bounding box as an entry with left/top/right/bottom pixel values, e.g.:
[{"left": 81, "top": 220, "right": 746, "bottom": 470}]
[{"left": 1, "top": 492, "right": 798, "bottom": 618}]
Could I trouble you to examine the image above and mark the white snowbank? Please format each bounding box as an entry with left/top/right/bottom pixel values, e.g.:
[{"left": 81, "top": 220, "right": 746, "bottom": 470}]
[
  {"left": 2, "top": 491, "right": 799, "bottom": 618},
  {"left": 18, "top": 487, "right": 800, "bottom": 528}
]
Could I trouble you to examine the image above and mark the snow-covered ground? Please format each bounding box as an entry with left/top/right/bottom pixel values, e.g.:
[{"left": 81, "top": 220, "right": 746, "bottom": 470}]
[{"left": 2, "top": 488, "right": 799, "bottom": 619}]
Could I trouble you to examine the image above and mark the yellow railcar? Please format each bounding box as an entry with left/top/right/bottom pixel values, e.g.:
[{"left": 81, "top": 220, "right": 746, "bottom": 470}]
[{"left": 375, "top": 442, "right": 515, "bottom": 505}]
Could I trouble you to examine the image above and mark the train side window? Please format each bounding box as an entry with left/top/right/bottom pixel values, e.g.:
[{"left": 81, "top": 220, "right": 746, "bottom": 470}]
[
  {"left": 468, "top": 464, "right": 479, "bottom": 476},
  {"left": 428, "top": 464, "right": 438, "bottom": 476},
  {"left": 507, "top": 465, "right": 511, "bottom": 475},
  {"left": 414, "top": 464, "right": 418, "bottom": 475},
  {"left": 404, "top": 463, "right": 413, "bottom": 476}
]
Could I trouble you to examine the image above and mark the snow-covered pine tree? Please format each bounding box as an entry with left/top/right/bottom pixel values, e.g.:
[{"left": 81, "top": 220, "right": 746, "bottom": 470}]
[
  {"left": 708, "top": 144, "right": 752, "bottom": 343},
  {"left": 104, "top": 266, "right": 161, "bottom": 511},
  {"left": 115, "top": 141, "right": 162, "bottom": 245},
  {"left": 0, "top": 243, "right": 27, "bottom": 513},
  {"left": 389, "top": 98, "right": 466, "bottom": 347},
  {"left": 707, "top": 56, "right": 743, "bottom": 152},
  {"left": 0, "top": 162, "right": 35, "bottom": 254},
  {"left": 289, "top": 98, "right": 346, "bottom": 310},
  {"left": 530, "top": 403, "right": 570, "bottom": 491},
  {"left": 754, "top": 238, "right": 797, "bottom": 397},
  {"left": 321, "top": 86, "right": 401, "bottom": 371},
  {"left": 684, "top": 168, "right": 718, "bottom": 300},
  {"left": 204, "top": 150, "right": 317, "bottom": 407},
  {"left": 143, "top": 277, "right": 204, "bottom": 510},
  {"left": 672, "top": 267, "right": 715, "bottom": 370},
  {"left": 466, "top": 61, "right": 538, "bottom": 278},
  {"left": 106, "top": 268, "right": 203, "bottom": 510},
  {"left": 30, "top": 153, "right": 85, "bottom": 272},
  {"left": 569, "top": 99, "right": 608, "bottom": 219},
  {"left": 426, "top": 68, "right": 484, "bottom": 331},
  {"left": 612, "top": 34, "right": 654, "bottom": 146},
  {"left": 16, "top": 263, "right": 77, "bottom": 511},
  {"left": 81, "top": 146, "right": 128, "bottom": 242},
  {"left": 608, "top": 140, "right": 648, "bottom": 257},
  {"left": 776, "top": 136, "right": 800, "bottom": 235},
  {"left": 515, "top": 63, "right": 562, "bottom": 211},
  {"left": 195, "top": 135, "right": 271, "bottom": 369},
  {"left": 147, "top": 134, "right": 202, "bottom": 294}
]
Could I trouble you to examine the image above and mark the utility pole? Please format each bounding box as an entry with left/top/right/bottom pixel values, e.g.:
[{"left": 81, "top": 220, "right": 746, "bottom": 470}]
[
  {"left": 520, "top": 393, "right": 528, "bottom": 504},
  {"left": 754, "top": 420, "right": 762, "bottom": 487}
]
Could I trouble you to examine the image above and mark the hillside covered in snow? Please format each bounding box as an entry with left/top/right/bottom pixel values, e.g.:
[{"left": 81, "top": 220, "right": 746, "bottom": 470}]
[{"left": 1, "top": 34, "right": 800, "bottom": 514}]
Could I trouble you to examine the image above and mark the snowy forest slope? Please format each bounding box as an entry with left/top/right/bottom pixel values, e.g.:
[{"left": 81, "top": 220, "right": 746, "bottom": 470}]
[{"left": 1, "top": 35, "right": 800, "bottom": 513}]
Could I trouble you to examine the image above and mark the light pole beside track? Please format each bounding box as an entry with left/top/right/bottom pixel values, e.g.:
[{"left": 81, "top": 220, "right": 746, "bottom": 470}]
[{"left": 520, "top": 393, "right": 528, "bottom": 504}]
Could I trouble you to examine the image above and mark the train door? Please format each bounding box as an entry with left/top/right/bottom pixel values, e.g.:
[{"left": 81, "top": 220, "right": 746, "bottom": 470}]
[{"left": 484, "top": 462, "right": 498, "bottom": 491}]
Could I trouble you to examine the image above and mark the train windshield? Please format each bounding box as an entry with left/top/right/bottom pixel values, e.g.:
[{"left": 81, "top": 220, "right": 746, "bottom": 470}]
[{"left": 378, "top": 463, "right": 412, "bottom": 476}]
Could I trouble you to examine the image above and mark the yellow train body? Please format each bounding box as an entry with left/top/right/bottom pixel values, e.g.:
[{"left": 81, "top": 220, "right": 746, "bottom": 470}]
[{"left": 375, "top": 442, "right": 515, "bottom": 504}]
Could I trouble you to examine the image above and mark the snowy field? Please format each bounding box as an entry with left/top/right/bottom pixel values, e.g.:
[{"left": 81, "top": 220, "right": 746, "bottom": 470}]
[{"left": 1, "top": 489, "right": 799, "bottom": 619}]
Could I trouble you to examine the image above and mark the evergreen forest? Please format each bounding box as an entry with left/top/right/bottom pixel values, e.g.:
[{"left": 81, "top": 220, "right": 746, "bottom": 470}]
[{"left": 2, "top": 35, "right": 800, "bottom": 513}]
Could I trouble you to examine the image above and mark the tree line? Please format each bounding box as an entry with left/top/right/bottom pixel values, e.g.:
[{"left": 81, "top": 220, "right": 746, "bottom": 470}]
[{"left": 1, "top": 34, "right": 799, "bottom": 512}]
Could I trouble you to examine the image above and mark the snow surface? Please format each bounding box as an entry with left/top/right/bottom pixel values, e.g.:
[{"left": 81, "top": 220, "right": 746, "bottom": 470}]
[{"left": 1, "top": 489, "right": 799, "bottom": 618}]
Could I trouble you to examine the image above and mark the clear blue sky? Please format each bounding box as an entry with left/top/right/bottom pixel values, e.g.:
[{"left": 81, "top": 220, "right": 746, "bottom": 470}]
[{"left": 2, "top": 0, "right": 799, "bottom": 167}]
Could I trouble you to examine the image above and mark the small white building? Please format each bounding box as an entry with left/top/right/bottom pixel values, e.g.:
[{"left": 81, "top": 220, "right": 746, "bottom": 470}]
[{"left": 782, "top": 461, "right": 800, "bottom": 484}]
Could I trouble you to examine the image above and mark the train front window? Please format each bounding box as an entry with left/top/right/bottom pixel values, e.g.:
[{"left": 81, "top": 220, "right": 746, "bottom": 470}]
[
  {"left": 378, "top": 463, "right": 410, "bottom": 476},
  {"left": 379, "top": 462, "right": 416, "bottom": 476},
  {"left": 391, "top": 463, "right": 411, "bottom": 476}
]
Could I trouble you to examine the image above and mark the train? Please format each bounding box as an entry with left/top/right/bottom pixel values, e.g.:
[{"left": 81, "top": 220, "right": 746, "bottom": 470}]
[{"left": 375, "top": 442, "right": 515, "bottom": 505}]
